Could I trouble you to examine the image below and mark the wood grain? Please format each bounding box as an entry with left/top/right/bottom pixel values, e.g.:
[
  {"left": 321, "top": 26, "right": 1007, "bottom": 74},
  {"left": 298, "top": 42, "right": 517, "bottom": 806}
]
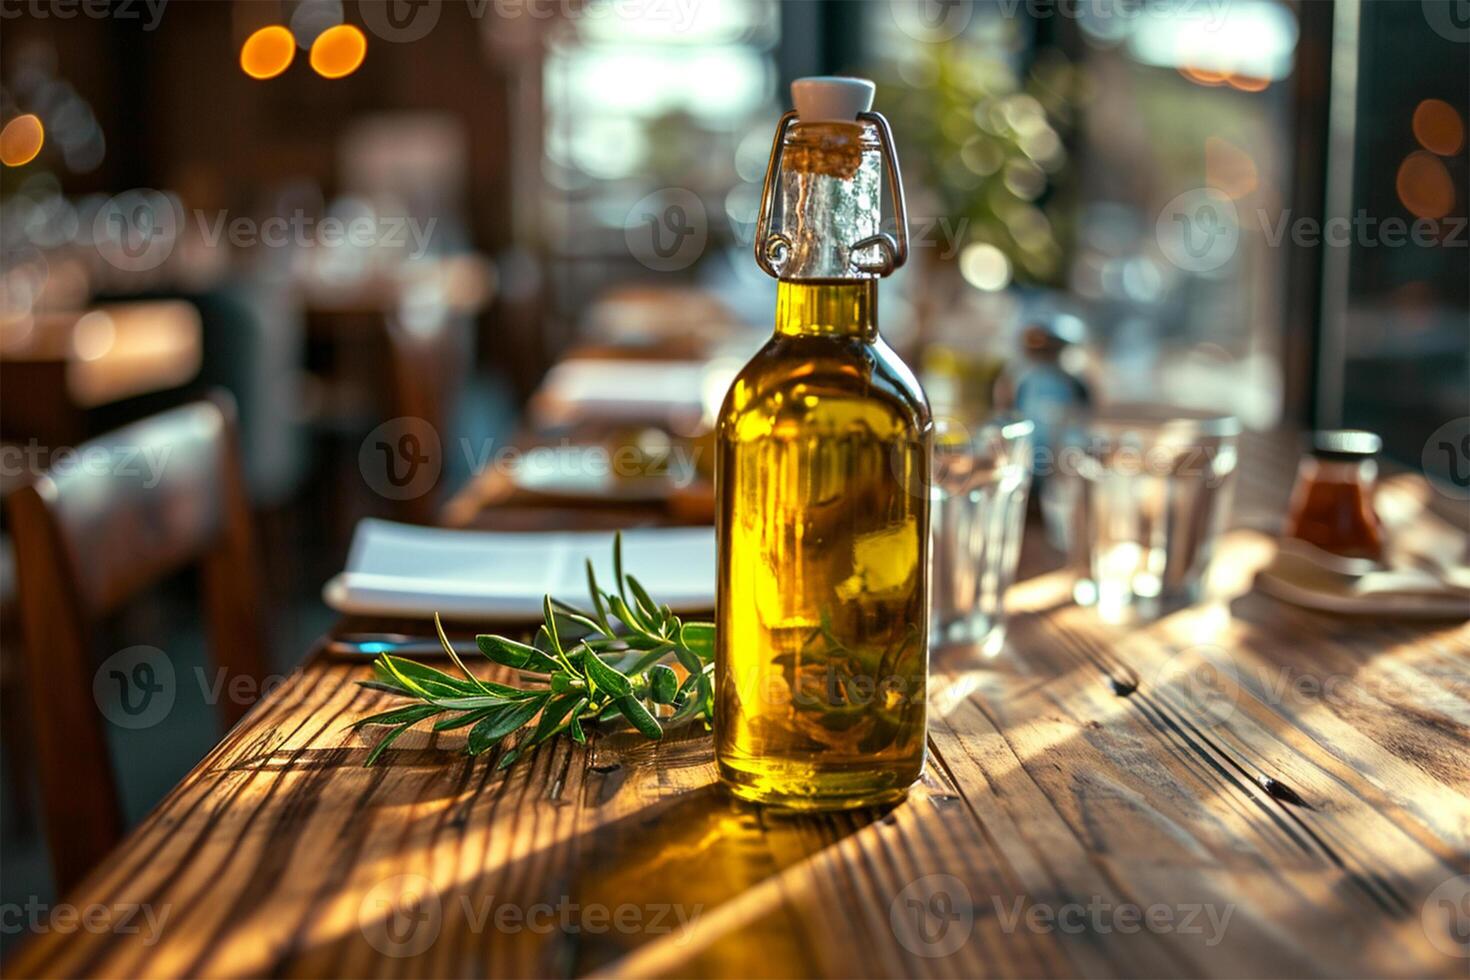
[{"left": 7, "top": 436, "right": 1468, "bottom": 978}]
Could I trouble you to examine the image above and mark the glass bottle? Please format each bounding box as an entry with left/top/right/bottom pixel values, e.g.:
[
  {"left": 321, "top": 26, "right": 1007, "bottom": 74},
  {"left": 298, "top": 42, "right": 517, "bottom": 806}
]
[
  {"left": 1283, "top": 430, "right": 1385, "bottom": 562},
  {"left": 714, "top": 78, "right": 932, "bottom": 809}
]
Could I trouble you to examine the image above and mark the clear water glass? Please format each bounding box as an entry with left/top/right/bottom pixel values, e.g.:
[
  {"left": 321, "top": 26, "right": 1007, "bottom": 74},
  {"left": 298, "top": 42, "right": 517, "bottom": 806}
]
[
  {"left": 930, "top": 416, "right": 1034, "bottom": 656},
  {"left": 1073, "top": 406, "right": 1240, "bottom": 623}
]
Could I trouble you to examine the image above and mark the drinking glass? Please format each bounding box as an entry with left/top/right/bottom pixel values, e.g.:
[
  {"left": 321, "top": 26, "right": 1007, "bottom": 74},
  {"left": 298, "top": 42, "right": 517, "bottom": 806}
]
[
  {"left": 930, "top": 416, "right": 1034, "bottom": 656},
  {"left": 1071, "top": 406, "right": 1240, "bottom": 623}
]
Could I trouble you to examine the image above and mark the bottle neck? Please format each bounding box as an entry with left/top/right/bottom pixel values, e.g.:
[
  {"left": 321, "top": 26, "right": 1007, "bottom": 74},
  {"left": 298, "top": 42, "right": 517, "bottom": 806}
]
[
  {"left": 775, "top": 280, "right": 878, "bottom": 340},
  {"left": 774, "top": 121, "right": 883, "bottom": 281}
]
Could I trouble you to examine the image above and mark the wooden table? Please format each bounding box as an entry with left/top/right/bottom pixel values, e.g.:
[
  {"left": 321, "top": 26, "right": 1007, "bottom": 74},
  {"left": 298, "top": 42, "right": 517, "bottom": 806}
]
[{"left": 9, "top": 438, "right": 1469, "bottom": 978}]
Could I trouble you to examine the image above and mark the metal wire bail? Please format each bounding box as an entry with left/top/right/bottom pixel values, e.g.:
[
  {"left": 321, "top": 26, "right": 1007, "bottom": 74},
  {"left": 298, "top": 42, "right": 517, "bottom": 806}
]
[{"left": 753, "top": 110, "right": 910, "bottom": 280}]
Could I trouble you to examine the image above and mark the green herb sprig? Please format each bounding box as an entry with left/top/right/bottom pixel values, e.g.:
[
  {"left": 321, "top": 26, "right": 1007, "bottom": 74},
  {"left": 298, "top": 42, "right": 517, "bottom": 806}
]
[{"left": 353, "top": 534, "right": 716, "bottom": 768}]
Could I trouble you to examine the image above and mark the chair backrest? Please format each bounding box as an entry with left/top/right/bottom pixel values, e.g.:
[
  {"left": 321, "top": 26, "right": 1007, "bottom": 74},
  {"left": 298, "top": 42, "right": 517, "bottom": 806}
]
[{"left": 6, "top": 392, "right": 269, "bottom": 891}]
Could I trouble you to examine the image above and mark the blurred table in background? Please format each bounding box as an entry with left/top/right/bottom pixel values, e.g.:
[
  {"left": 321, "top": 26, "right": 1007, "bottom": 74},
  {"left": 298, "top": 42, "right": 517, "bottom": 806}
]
[
  {"left": 302, "top": 253, "right": 495, "bottom": 526},
  {"left": 0, "top": 302, "right": 202, "bottom": 448}
]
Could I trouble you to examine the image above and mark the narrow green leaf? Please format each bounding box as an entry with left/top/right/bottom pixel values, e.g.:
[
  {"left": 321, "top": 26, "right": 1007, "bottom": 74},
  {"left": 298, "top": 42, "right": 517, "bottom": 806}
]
[
  {"left": 615, "top": 695, "right": 663, "bottom": 739},
  {"left": 358, "top": 679, "right": 411, "bottom": 696},
  {"left": 363, "top": 720, "right": 418, "bottom": 766},
  {"left": 550, "top": 673, "right": 585, "bottom": 695},
  {"left": 586, "top": 559, "right": 612, "bottom": 632},
  {"left": 542, "top": 594, "right": 562, "bottom": 655},
  {"left": 608, "top": 594, "right": 649, "bottom": 633},
  {"left": 649, "top": 664, "right": 678, "bottom": 704},
  {"left": 435, "top": 612, "right": 492, "bottom": 694},
  {"left": 550, "top": 599, "right": 602, "bottom": 638},
  {"left": 679, "top": 622, "right": 716, "bottom": 661},
  {"left": 477, "top": 634, "right": 561, "bottom": 674},
  {"left": 620, "top": 641, "right": 675, "bottom": 677},
  {"left": 582, "top": 649, "right": 633, "bottom": 697},
  {"left": 380, "top": 653, "right": 481, "bottom": 699},
  {"left": 352, "top": 703, "right": 442, "bottom": 730},
  {"left": 467, "top": 694, "right": 549, "bottom": 755},
  {"left": 432, "top": 707, "right": 497, "bottom": 731},
  {"left": 528, "top": 693, "right": 581, "bottom": 745},
  {"left": 626, "top": 574, "right": 660, "bottom": 624},
  {"left": 377, "top": 655, "right": 440, "bottom": 700},
  {"left": 496, "top": 749, "right": 521, "bottom": 771},
  {"left": 671, "top": 642, "right": 701, "bottom": 674},
  {"left": 613, "top": 530, "right": 628, "bottom": 603},
  {"left": 569, "top": 709, "right": 587, "bottom": 743},
  {"left": 430, "top": 693, "right": 530, "bottom": 710}
]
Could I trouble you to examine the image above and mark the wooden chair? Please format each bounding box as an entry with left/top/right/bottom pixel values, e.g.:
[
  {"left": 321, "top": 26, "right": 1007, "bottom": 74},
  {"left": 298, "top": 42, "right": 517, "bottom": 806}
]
[{"left": 6, "top": 392, "right": 270, "bottom": 891}]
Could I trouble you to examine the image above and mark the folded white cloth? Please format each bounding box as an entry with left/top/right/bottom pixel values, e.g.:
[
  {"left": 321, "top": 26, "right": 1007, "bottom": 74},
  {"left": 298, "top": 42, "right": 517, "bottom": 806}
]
[{"left": 324, "top": 519, "right": 716, "bottom": 620}]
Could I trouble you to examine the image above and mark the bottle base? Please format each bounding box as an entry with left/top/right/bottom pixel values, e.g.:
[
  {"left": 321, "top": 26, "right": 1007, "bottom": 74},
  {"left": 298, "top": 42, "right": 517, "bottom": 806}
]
[{"left": 719, "top": 761, "right": 919, "bottom": 811}]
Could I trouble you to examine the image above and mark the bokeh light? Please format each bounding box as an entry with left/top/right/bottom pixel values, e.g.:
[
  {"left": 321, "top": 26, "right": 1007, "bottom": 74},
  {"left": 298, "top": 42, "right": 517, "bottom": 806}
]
[
  {"left": 1206, "top": 136, "right": 1259, "bottom": 200},
  {"left": 959, "top": 242, "right": 1012, "bottom": 292},
  {"left": 240, "top": 26, "right": 296, "bottom": 80},
  {"left": 0, "top": 114, "right": 46, "bottom": 167},
  {"left": 1396, "top": 151, "right": 1455, "bottom": 220},
  {"left": 1412, "top": 99, "right": 1464, "bottom": 156},
  {"left": 310, "top": 24, "right": 367, "bottom": 79}
]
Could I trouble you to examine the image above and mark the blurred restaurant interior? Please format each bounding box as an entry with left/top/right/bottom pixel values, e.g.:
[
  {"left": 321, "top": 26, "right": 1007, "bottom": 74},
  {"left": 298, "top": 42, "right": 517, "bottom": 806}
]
[{"left": 0, "top": 0, "right": 1467, "bottom": 953}]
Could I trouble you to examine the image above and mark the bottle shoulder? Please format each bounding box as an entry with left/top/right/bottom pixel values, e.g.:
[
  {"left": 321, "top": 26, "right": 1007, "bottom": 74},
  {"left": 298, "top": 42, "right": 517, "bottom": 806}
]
[{"left": 718, "top": 334, "right": 931, "bottom": 433}]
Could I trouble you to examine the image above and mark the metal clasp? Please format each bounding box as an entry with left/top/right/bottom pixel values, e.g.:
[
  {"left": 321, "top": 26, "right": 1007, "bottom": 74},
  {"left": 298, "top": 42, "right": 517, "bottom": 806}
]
[{"left": 753, "top": 110, "right": 910, "bottom": 280}]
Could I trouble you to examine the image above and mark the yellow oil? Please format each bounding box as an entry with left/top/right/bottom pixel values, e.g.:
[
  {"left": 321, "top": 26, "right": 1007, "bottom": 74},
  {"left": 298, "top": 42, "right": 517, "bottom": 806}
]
[{"left": 715, "top": 279, "right": 931, "bottom": 809}]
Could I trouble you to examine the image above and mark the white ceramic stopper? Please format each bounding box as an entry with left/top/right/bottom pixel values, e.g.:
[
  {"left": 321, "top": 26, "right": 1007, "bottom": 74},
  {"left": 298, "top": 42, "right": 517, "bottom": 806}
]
[{"left": 791, "top": 76, "right": 875, "bottom": 124}]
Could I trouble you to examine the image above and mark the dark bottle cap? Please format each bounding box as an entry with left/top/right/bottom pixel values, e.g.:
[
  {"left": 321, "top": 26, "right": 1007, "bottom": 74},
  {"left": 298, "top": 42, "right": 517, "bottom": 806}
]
[{"left": 1309, "top": 429, "right": 1382, "bottom": 461}]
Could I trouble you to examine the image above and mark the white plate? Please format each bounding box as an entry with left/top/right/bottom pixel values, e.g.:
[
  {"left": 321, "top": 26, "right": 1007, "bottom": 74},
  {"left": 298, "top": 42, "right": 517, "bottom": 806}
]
[{"left": 324, "top": 520, "right": 716, "bottom": 620}]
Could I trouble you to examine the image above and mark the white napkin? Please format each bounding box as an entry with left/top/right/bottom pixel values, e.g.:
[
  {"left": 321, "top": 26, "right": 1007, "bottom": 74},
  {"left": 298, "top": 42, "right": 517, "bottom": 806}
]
[{"left": 324, "top": 519, "right": 716, "bottom": 620}]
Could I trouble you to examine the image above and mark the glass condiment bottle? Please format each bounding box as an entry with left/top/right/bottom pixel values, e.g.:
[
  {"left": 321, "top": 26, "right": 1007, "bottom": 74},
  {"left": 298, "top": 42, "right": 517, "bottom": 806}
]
[
  {"left": 1283, "top": 430, "right": 1385, "bottom": 562},
  {"left": 714, "top": 77, "right": 931, "bottom": 809}
]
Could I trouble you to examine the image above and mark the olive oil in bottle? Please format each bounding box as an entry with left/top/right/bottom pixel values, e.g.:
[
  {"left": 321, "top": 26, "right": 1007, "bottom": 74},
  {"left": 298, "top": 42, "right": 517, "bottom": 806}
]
[{"left": 715, "top": 78, "right": 931, "bottom": 809}]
